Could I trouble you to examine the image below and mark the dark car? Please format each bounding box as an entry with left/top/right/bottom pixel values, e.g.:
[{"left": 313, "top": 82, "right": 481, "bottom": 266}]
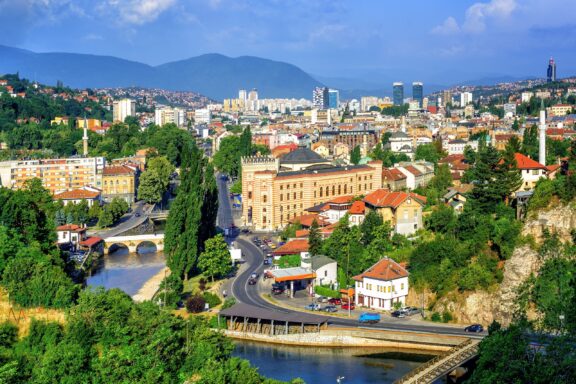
[
  {"left": 391, "top": 310, "right": 406, "bottom": 318},
  {"left": 271, "top": 287, "right": 285, "bottom": 295},
  {"left": 135, "top": 212, "right": 140, "bottom": 217},
  {"left": 403, "top": 307, "right": 421, "bottom": 316},
  {"left": 248, "top": 278, "right": 257, "bottom": 285},
  {"left": 241, "top": 229, "right": 251, "bottom": 234},
  {"left": 328, "top": 298, "right": 342, "bottom": 305},
  {"left": 324, "top": 305, "right": 338, "bottom": 313},
  {"left": 465, "top": 324, "right": 484, "bottom": 333}
]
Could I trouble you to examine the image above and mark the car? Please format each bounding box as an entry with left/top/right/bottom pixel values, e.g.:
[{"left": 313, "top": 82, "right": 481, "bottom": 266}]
[
  {"left": 316, "top": 296, "right": 328, "bottom": 303},
  {"left": 135, "top": 212, "right": 140, "bottom": 217},
  {"left": 391, "top": 310, "right": 406, "bottom": 318},
  {"left": 403, "top": 307, "right": 421, "bottom": 316},
  {"left": 341, "top": 302, "right": 355, "bottom": 310},
  {"left": 324, "top": 305, "right": 338, "bottom": 313},
  {"left": 328, "top": 298, "right": 342, "bottom": 305},
  {"left": 241, "top": 229, "right": 251, "bottom": 234},
  {"left": 263, "top": 259, "right": 271, "bottom": 265},
  {"left": 271, "top": 287, "right": 285, "bottom": 295},
  {"left": 248, "top": 278, "right": 257, "bottom": 285},
  {"left": 464, "top": 324, "right": 484, "bottom": 333},
  {"left": 304, "top": 303, "right": 320, "bottom": 311},
  {"left": 250, "top": 272, "right": 259, "bottom": 279}
]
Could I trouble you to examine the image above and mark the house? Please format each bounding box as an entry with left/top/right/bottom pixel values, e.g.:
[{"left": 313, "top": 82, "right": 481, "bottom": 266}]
[
  {"left": 363, "top": 189, "right": 426, "bottom": 235},
  {"left": 301, "top": 255, "right": 338, "bottom": 287},
  {"left": 272, "top": 238, "right": 309, "bottom": 256},
  {"left": 396, "top": 161, "right": 434, "bottom": 190},
  {"left": 53, "top": 189, "right": 101, "bottom": 207},
  {"left": 319, "top": 195, "right": 354, "bottom": 224},
  {"left": 382, "top": 168, "right": 407, "bottom": 191},
  {"left": 443, "top": 185, "right": 473, "bottom": 213},
  {"left": 348, "top": 200, "right": 366, "bottom": 226},
  {"left": 513, "top": 153, "right": 548, "bottom": 191},
  {"left": 353, "top": 257, "right": 409, "bottom": 311},
  {"left": 387, "top": 131, "right": 414, "bottom": 158},
  {"left": 447, "top": 139, "right": 478, "bottom": 155},
  {"left": 56, "top": 224, "right": 87, "bottom": 249},
  {"left": 102, "top": 164, "right": 139, "bottom": 204}
]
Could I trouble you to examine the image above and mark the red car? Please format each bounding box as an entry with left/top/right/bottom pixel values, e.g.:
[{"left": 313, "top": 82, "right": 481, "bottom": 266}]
[
  {"left": 328, "top": 298, "right": 342, "bottom": 305},
  {"left": 341, "top": 302, "right": 355, "bottom": 310}
]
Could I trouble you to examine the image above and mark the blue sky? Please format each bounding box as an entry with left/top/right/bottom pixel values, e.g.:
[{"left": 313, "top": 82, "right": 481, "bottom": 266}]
[{"left": 1, "top": 0, "right": 575, "bottom": 85}]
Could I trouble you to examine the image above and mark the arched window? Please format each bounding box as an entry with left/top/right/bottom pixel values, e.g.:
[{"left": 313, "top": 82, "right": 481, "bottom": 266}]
[
  {"left": 263, "top": 195, "right": 267, "bottom": 203},
  {"left": 338, "top": 185, "right": 341, "bottom": 195},
  {"left": 344, "top": 184, "right": 347, "bottom": 194},
  {"left": 332, "top": 185, "right": 335, "bottom": 195},
  {"left": 320, "top": 187, "right": 323, "bottom": 197}
]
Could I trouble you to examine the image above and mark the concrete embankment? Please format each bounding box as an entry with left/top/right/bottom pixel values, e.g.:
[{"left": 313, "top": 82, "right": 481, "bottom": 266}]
[
  {"left": 132, "top": 267, "right": 170, "bottom": 303},
  {"left": 220, "top": 328, "right": 466, "bottom": 352}
]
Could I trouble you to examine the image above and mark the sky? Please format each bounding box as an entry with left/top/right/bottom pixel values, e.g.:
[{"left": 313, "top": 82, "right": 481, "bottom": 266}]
[{"left": 1, "top": 0, "right": 576, "bottom": 85}]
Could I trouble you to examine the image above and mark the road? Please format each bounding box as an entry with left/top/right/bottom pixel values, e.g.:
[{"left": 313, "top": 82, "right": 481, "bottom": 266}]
[
  {"left": 91, "top": 201, "right": 153, "bottom": 239},
  {"left": 216, "top": 175, "right": 486, "bottom": 339}
]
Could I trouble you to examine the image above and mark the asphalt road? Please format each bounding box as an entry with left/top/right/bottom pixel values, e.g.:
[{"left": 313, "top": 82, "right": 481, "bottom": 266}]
[
  {"left": 216, "top": 174, "right": 486, "bottom": 339},
  {"left": 91, "top": 200, "right": 152, "bottom": 239}
]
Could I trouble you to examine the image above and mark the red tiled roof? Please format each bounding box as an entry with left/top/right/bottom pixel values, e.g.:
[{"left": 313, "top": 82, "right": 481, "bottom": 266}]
[
  {"left": 545, "top": 164, "right": 561, "bottom": 173},
  {"left": 56, "top": 224, "right": 85, "bottom": 232},
  {"left": 439, "top": 154, "right": 465, "bottom": 164},
  {"left": 273, "top": 239, "right": 309, "bottom": 255},
  {"left": 80, "top": 236, "right": 103, "bottom": 247},
  {"left": 103, "top": 165, "right": 136, "bottom": 176},
  {"left": 349, "top": 200, "right": 365, "bottom": 215},
  {"left": 294, "top": 229, "right": 310, "bottom": 238},
  {"left": 328, "top": 195, "right": 354, "bottom": 204},
  {"left": 382, "top": 168, "right": 407, "bottom": 181},
  {"left": 54, "top": 189, "right": 100, "bottom": 200},
  {"left": 514, "top": 153, "right": 546, "bottom": 170},
  {"left": 353, "top": 257, "right": 409, "bottom": 282},
  {"left": 363, "top": 189, "right": 425, "bottom": 209},
  {"left": 403, "top": 165, "right": 422, "bottom": 176},
  {"left": 289, "top": 214, "right": 328, "bottom": 227},
  {"left": 494, "top": 134, "right": 517, "bottom": 141}
]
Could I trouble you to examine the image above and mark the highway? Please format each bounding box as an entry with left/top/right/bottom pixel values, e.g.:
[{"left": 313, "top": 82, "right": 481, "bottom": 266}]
[{"left": 217, "top": 174, "right": 486, "bottom": 339}]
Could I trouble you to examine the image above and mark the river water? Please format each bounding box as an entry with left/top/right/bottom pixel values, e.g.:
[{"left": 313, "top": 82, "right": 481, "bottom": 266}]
[
  {"left": 86, "top": 245, "right": 166, "bottom": 296},
  {"left": 233, "top": 341, "right": 433, "bottom": 384}
]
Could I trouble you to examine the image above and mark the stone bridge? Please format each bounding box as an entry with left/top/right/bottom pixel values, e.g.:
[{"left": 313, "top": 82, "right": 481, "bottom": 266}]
[{"left": 103, "top": 234, "right": 165, "bottom": 255}]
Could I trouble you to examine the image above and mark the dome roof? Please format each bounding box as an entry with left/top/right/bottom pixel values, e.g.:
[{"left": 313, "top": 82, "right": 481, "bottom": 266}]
[{"left": 280, "top": 147, "right": 330, "bottom": 164}]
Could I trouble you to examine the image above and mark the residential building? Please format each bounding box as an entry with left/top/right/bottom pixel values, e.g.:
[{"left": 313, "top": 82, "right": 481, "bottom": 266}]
[
  {"left": 313, "top": 87, "right": 329, "bottom": 109},
  {"left": 548, "top": 104, "right": 573, "bottom": 117},
  {"left": 381, "top": 168, "right": 407, "bottom": 191},
  {"left": 318, "top": 128, "right": 377, "bottom": 157},
  {"left": 113, "top": 98, "right": 136, "bottom": 123},
  {"left": 363, "top": 189, "right": 426, "bottom": 235},
  {"left": 318, "top": 195, "right": 354, "bottom": 224},
  {"left": 301, "top": 255, "right": 338, "bottom": 287},
  {"left": 348, "top": 200, "right": 366, "bottom": 226},
  {"left": 442, "top": 90, "right": 452, "bottom": 107},
  {"left": 412, "top": 82, "right": 423, "bottom": 107},
  {"left": 393, "top": 82, "right": 404, "bottom": 106},
  {"left": 0, "top": 157, "right": 105, "bottom": 194},
  {"left": 102, "top": 164, "right": 139, "bottom": 204},
  {"left": 241, "top": 148, "right": 383, "bottom": 231},
  {"left": 396, "top": 162, "right": 434, "bottom": 190},
  {"left": 56, "top": 224, "right": 87, "bottom": 247},
  {"left": 53, "top": 189, "right": 101, "bottom": 207},
  {"left": 460, "top": 92, "right": 473, "bottom": 106},
  {"left": 354, "top": 257, "right": 409, "bottom": 311},
  {"left": 514, "top": 153, "right": 548, "bottom": 191},
  {"left": 155, "top": 106, "right": 187, "bottom": 127},
  {"left": 387, "top": 131, "right": 413, "bottom": 158},
  {"left": 194, "top": 108, "right": 211, "bottom": 124},
  {"left": 447, "top": 139, "right": 478, "bottom": 155}
]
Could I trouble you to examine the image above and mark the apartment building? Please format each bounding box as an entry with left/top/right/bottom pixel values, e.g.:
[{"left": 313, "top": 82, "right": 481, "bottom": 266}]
[
  {"left": 113, "top": 98, "right": 136, "bottom": 123},
  {"left": 102, "top": 164, "right": 139, "bottom": 204},
  {"left": 0, "top": 157, "right": 105, "bottom": 194},
  {"left": 241, "top": 148, "right": 382, "bottom": 231}
]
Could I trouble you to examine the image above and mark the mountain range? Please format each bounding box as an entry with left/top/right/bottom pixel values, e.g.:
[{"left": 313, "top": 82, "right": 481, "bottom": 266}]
[{"left": 0, "top": 45, "right": 322, "bottom": 100}]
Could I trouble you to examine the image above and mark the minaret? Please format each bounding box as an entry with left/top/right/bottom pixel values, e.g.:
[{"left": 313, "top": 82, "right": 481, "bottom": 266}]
[
  {"left": 539, "top": 100, "right": 546, "bottom": 165},
  {"left": 400, "top": 116, "right": 406, "bottom": 133},
  {"left": 82, "top": 116, "right": 89, "bottom": 156}
]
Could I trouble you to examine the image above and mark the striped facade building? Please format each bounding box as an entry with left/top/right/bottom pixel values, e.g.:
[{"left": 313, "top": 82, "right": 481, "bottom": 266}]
[{"left": 241, "top": 148, "right": 382, "bottom": 231}]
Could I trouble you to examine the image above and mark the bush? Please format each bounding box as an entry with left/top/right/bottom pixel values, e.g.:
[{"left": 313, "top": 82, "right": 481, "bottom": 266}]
[
  {"left": 221, "top": 297, "right": 236, "bottom": 310},
  {"left": 0, "top": 322, "right": 18, "bottom": 348},
  {"left": 314, "top": 285, "right": 340, "bottom": 298},
  {"left": 202, "top": 292, "right": 222, "bottom": 309},
  {"left": 198, "top": 278, "right": 207, "bottom": 292},
  {"left": 186, "top": 295, "right": 206, "bottom": 313},
  {"left": 442, "top": 311, "right": 453, "bottom": 323},
  {"left": 430, "top": 312, "right": 441, "bottom": 322},
  {"left": 277, "top": 254, "right": 301, "bottom": 268}
]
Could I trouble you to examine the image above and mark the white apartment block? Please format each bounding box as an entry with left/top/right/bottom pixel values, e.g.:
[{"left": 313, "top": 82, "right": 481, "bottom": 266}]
[{"left": 113, "top": 98, "right": 136, "bottom": 123}]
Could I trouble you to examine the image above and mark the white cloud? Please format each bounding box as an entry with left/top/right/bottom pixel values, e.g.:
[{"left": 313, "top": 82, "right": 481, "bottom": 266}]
[
  {"left": 431, "top": 16, "right": 460, "bottom": 35},
  {"left": 432, "top": 0, "right": 517, "bottom": 35},
  {"left": 103, "top": 0, "right": 177, "bottom": 25}
]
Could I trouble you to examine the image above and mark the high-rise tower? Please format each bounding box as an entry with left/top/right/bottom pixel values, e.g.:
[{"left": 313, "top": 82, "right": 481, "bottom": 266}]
[
  {"left": 547, "top": 58, "right": 556, "bottom": 83},
  {"left": 393, "top": 82, "right": 404, "bottom": 106},
  {"left": 539, "top": 100, "right": 546, "bottom": 165},
  {"left": 412, "top": 82, "right": 423, "bottom": 107}
]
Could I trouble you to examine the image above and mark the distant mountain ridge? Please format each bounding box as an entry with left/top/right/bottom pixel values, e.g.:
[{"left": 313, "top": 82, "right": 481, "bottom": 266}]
[{"left": 0, "top": 45, "right": 322, "bottom": 100}]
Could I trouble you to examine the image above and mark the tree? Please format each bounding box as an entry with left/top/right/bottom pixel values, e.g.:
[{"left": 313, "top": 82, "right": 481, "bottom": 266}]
[
  {"left": 350, "top": 145, "right": 361, "bottom": 165},
  {"left": 360, "top": 210, "right": 383, "bottom": 246},
  {"left": 197, "top": 234, "right": 232, "bottom": 282},
  {"left": 308, "top": 219, "right": 322, "bottom": 255},
  {"left": 97, "top": 208, "right": 114, "bottom": 228},
  {"left": 212, "top": 136, "right": 241, "bottom": 177},
  {"left": 430, "top": 164, "right": 453, "bottom": 192},
  {"left": 415, "top": 143, "right": 442, "bottom": 164},
  {"left": 522, "top": 124, "right": 539, "bottom": 160},
  {"left": 500, "top": 144, "right": 523, "bottom": 201},
  {"left": 138, "top": 169, "right": 164, "bottom": 204},
  {"left": 467, "top": 145, "right": 506, "bottom": 212},
  {"left": 239, "top": 127, "right": 252, "bottom": 157},
  {"left": 147, "top": 156, "right": 174, "bottom": 191}
]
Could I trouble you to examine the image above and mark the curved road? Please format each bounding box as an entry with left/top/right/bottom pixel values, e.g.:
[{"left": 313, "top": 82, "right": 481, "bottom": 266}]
[{"left": 217, "top": 174, "right": 486, "bottom": 339}]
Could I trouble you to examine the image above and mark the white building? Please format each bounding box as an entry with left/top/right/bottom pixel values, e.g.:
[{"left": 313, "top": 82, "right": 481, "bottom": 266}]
[
  {"left": 354, "top": 257, "right": 409, "bottom": 311},
  {"left": 194, "top": 108, "right": 211, "bottom": 124},
  {"left": 447, "top": 139, "right": 478, "bottom": 155},
  {"left": 514, "top": 153, "right": 548, "bottom": 191},
  {"left": 460, "top": 92, "right": 473, "bottom": 106},
  {"left": 301, "top": 255, "right": 338, "bottom": 287},
  {"left": 113, "top": 98, "right": 136, "bottom": 123},
  {"left": 155, "top": 107, "right": 187, "bottom": 127}
]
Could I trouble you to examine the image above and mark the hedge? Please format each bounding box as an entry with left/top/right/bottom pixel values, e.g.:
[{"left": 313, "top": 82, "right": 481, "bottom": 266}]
[{"left": 314, "top": 285, "right": 340, "bottom": 298}]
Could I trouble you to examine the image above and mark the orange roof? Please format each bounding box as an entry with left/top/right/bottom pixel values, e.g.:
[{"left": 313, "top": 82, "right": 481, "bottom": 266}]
[
  {"left": 273, "top": 239, "right": 309, "bottom": 255},
  {"left": 103, "top": 165, "right": 136, "bottom": 176},
  {"left": 80, "top": 236, "right": 103, "bottom": 247},
  {"left": 274, "top": 273, "right": 316, "bottom": 282},
  {"left": 382, "top": 168, "right": 407, "bottom": 181},
  {"left": 364, "top": 189, "right": 426, "bottom": 209},
  {"left": 353, "top": 257, "right": 409, "bottom": 282},
  {"left": 349, "top": 200, "right": 365, "bottom": 215},
  {"left": 327, "top": 195, "right": 354, "bottom": 204},
  {"left": 54, "top": 189, "right": 100, "bottom": 200},
  {"left": 56, "top": 224, "right": 85, "bottom": 232},
  {"left": 294, "top": 229, "right": 310, "bottom": 238},
  {"left": 289, "top": 214, "right": 328, "bottom": 227},
  {"left": 403, "top": 165, "right": 422, "bottom": 176},
  {"left": 546, "top": 164, "right": 561, "bottom": 173},
  {"left": 514, "top": 153, "right": 546, "bottom": 170}
]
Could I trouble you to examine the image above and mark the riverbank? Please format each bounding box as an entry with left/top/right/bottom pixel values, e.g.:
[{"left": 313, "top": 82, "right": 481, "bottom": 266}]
[
  {"left": 220, "top": 328, "right": 462, "bottom": 352},
  {"left": 132, "top": 267, "right": 170, "bottom": 302}
]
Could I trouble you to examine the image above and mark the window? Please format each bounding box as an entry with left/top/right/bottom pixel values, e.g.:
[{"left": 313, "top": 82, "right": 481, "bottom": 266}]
[
  {"left": 344, "top": 185, "right": 347, "bottom": 193},
  {"left": 300, "top": 192, "right": 303, "bottom": 198},
  {"left": 300, "top": 183, "right": 303, "bottom": 188},
  {"left": 332, "top": 185, "right": 335, "bottom": 195},
  {"left": 324, "top": 270, "right": 327, "bottom": 277},
  {"left": 280, "top": 194, "right": 283, "bottom": 201},
  {"left": 263, "top": 195, "right": 267, "bottom": 203},
  {"left": 263, "top": 208, "right": 266, "bottom": 213},
  {"left": 280, "top": 185, "right": 283, "bottom": 190},
  {"left": 403, "top": 209, "right": 408, "bottom": 220},
  {"left": 248, "top": 191, "right": 252, "bottom": 199},
  {"left": 401, "top": 283, "right": 405, "bottom": 290},
  {"left": 314, "top": 191, "right": 317, "bottom": 198},
  {"left": 338, "top": 185, "right": 341, "bottom": 194},
  {"left": 532, "top": 170, "right": 539, "bottom": 175},
  {"left": 293, "top": 192, "right": 296, "bottom": 199},
  {"left": 320, "top": 187, "right": 323, "bottom": 197}
]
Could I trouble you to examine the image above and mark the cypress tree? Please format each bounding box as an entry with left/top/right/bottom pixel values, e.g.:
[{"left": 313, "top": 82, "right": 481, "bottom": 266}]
[{"left": 308, "top": 219, "right": 322, "bottom": 256}]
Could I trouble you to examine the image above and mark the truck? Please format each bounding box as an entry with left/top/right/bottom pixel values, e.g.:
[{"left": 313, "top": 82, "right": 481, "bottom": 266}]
[
  {"left": 358, "top": 313, "right": 381, "bottom": 324},
  {"left": 229, "top": 248, "right": 242, "bottom": 263}
]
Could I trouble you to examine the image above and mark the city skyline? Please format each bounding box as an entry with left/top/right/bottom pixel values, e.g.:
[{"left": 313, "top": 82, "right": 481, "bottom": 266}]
[{"left": 0, "top": 0, "right": 574, "bottom": 85}]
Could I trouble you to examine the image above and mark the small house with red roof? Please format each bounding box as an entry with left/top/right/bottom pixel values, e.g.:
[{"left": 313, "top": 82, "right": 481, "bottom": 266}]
[
  {"left": 363, "top": 189, "right": 426, "bottom": 235},
  {"left": 382, "top": 168, "right": 407, "bottom": 191},
  {"left": 53, "top": 189, "right": 101, "bottom": 207},
  {"left": 513, "top": 153, "right": 548, "bottom": 191},
  {"left": 353, "top": 257, "right": 409, "bottom": 311}
]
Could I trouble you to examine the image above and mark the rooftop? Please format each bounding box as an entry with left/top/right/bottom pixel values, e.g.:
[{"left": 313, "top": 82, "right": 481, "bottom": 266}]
[
  {"left": 273, "top": 239, "right": 309, "bottom": 255},
  {"left": 353, "top": 257, "right": 409, "bottom": 282},
  {"left": 103, "top": 165, "right": 137, "bottom": 176},
  {"left": 219, "top": 303, "right": 329, "bottom": 324},
  {"left": 514, "top": 153, "right": 547, "bottom": 170},
  {"left": 53, "top": 189, "right": 100, "bottom": 200},
  {"left": 280, "top": 147, "right": 330, "bottom": 164},
  {"left": 364, "top": 189, "right": 426, "bottom": 209}
]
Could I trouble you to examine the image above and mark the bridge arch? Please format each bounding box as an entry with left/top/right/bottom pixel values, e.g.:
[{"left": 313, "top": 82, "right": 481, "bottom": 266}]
[
  {"left": 136, "top": 241, "right": 158, "bottom": 254},
  {"left": 107, "top": 243, "right": 129, "bottom": 255}
]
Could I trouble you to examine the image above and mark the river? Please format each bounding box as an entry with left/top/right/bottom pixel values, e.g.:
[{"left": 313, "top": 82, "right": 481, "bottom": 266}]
[
  {"left": 233, "top": 341, "right": 434, "bottom": 384},
  {"left": 86, "top": 244, "right": 166, "bottom": 296}
]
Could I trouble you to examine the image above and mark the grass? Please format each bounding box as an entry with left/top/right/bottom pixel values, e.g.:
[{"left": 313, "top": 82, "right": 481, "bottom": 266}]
[
  {"left": 182, "top": 274, "right": 217, "bottom": 294},
  {"left": 387, "top": 247, "right": 413, "bottom": 263},
  {"left": 0, "top": 289, "right": 65, "bottom": 338}
]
